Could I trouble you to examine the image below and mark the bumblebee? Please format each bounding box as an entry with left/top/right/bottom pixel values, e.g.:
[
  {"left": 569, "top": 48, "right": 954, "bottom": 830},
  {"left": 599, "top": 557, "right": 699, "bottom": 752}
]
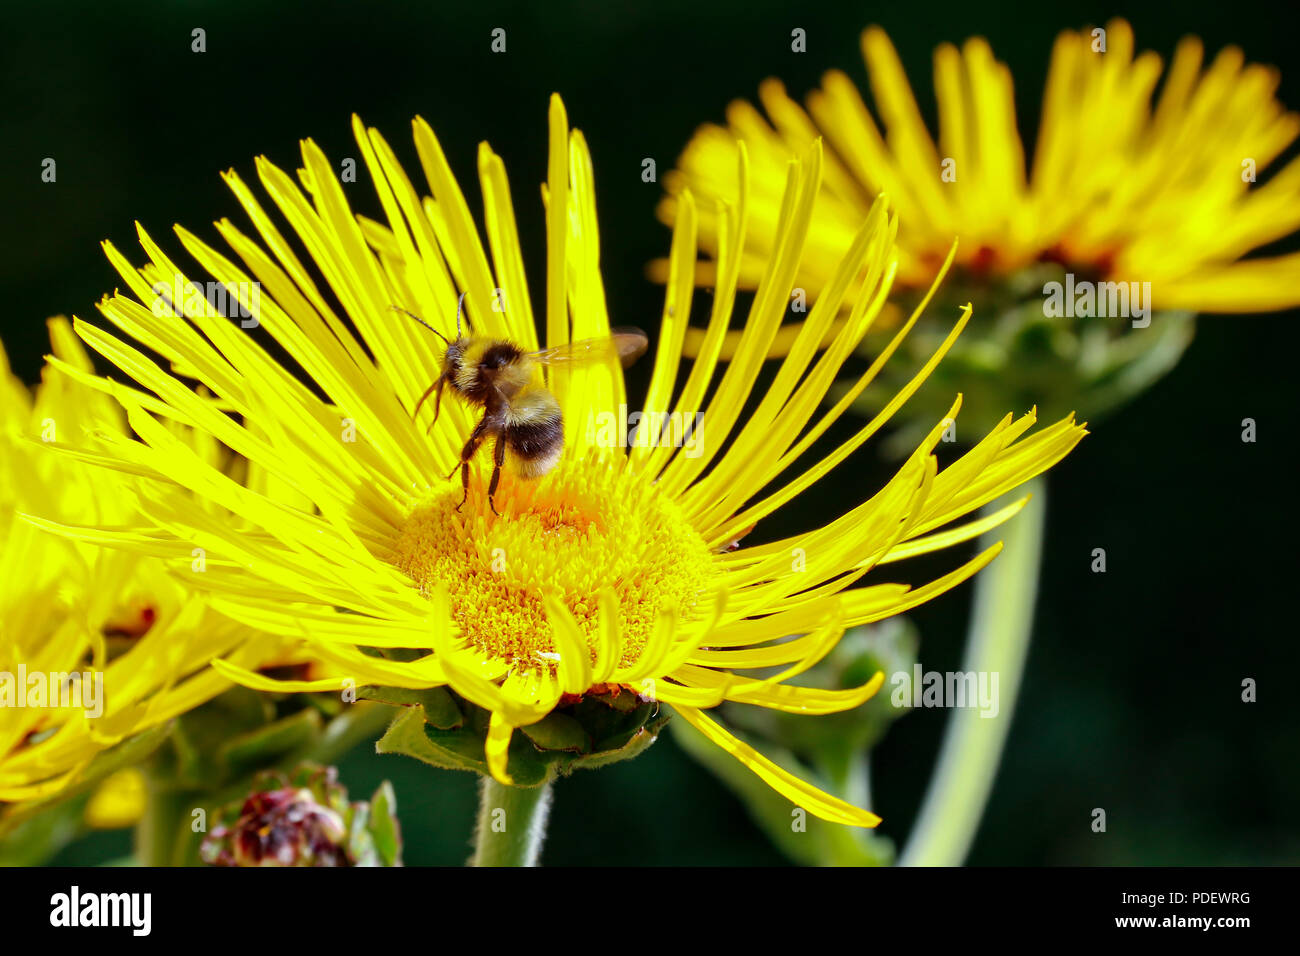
[{"left": 393, "top": 294, "right": 648, "bottom": 515}]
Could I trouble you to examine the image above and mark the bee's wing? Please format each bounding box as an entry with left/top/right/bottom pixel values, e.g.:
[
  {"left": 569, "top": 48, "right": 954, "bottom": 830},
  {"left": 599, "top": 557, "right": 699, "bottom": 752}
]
[{"left": 529, "top": 329, "right": 649, "bottom": 369}]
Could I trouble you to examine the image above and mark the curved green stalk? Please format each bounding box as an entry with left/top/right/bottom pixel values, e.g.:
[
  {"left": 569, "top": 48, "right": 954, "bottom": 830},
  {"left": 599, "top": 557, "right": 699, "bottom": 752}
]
[
  {"left": 303, "top": 701, "right": 396, "bottom": 765},
  {"left": 898, "top": 477, "right": 1047, "bottom": 867},
  {"left": 471, "top": 777, "right": 553, "bottom": 867}
]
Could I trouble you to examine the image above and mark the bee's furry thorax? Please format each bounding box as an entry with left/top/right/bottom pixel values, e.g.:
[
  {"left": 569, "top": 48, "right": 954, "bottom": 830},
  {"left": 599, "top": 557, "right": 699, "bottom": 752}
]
[{"left": 448, "top": 338, "right": 531, "bottom": 405}]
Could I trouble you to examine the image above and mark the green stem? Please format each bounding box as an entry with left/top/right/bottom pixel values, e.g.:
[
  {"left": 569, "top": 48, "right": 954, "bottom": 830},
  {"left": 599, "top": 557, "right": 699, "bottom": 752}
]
[
  {"left": 470, "top": 777, "right": 553, "bottom": 867},
  {"left": 821, "top": 746, "right": 892, "bottom": 866},
  {"left": 134, "top": 777, "right": 188, "bottom": 867},
  {"left": 821, "top": 745, "right": 870, "bottom": 809},
  {"left": 898, "top": 476, "right": 1047, "bottom": 867}
]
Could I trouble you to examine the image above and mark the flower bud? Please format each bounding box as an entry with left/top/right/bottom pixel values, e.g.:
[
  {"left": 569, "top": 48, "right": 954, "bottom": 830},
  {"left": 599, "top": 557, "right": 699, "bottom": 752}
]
[{"left": 200, "top": 764, "right": 400, "bottom": 867}]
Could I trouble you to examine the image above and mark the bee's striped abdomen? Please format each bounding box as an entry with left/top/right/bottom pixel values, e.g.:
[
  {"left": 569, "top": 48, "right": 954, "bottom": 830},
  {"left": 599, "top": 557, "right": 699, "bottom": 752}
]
[{"left": 504, "top": 387, "right": 563, "bottom": 478}]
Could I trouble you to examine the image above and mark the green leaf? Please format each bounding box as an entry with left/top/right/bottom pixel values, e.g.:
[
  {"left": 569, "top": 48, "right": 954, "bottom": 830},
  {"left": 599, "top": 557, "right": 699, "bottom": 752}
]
[
  {"left": 358, "top": 685, "right": 462, "bottom": 729},
  {"left": 218, "top": 708, "right": 324, "bottom": 778},
  {"left": 518, "top": 712, "right": 590, "bottom": 753},
  {"left": 346, "top": 801, "right": 379, "bottom": 866},
  {"left": 366, "top": 781, "right": 402, "bottom": 866},
  {"left": 0, "top": 795, "right": 86, "bottom": 866},
  {"left": 376, "top": 706, "right": 487, "bottom": 775},
  {"left": 501, "top": 732, "right": 568, "bottom": 787},
  {"left": 578, "top": 716, "right": 670, "bottom": 771}
]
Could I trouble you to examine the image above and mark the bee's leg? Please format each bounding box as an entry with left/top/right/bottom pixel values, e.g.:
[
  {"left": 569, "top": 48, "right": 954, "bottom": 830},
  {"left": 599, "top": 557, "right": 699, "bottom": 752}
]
[
  {"left": 487, "top": 433, "right": 507, "bottom": 516},
  {"left": 449, "top": 418, "right": 489, "bottom": 510},
  {"left": 430, "top": 379, "right": 445, "bottom": 432},
  {"left": 412, "top": 377, "right": 445, "bottom": 433},
  {"left": 456, "top": 461, "right": 470, "bottom": 510}
]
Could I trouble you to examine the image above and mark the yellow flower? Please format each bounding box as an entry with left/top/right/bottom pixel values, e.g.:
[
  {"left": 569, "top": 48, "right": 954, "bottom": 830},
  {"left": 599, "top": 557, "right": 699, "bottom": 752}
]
[
  {"left": 61, "top": 95, "right": 1084, "bottom": 827},
  {"left": 662, "top": 18, "right": 1300, "bottom": 314},
  {"left": 0, "top": 321, "right": 281, "bottom": 807}
]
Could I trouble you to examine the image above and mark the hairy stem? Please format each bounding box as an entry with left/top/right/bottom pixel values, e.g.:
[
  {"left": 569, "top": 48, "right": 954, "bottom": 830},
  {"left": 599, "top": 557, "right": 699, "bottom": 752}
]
[{"left": 470, "top": 777, "right": 553, "bottom": 867}]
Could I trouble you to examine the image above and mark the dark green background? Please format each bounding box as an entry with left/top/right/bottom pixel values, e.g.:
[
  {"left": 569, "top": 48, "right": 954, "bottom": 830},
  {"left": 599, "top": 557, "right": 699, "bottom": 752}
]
[{"left": 4, "top": 0, "right": 1297, "bottom": 865}]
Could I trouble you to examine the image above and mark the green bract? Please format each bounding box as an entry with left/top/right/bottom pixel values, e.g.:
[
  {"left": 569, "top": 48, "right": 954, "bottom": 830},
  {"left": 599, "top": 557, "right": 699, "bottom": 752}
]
[{"left": 368, "top": 684, "right": 669, "bottom": 787}]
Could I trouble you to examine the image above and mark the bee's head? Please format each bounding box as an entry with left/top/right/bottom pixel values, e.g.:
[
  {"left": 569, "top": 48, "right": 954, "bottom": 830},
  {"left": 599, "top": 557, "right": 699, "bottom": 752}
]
[{"left": 441, "top": 339, "right": 466, "bottom": 378}]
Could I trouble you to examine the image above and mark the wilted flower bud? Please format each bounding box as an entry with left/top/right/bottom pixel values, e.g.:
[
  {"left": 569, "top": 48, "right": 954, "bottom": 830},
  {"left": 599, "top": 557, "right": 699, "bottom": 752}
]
[{"left": 200, "top": 764, "right": 400, "bottom": 867}]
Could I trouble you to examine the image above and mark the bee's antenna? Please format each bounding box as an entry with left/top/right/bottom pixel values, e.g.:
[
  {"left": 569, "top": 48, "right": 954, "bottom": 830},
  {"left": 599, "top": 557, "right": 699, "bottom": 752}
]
[
  {"left": 455, "top": 291, "right": 466, "bottom": 338},
  {"left": 389, "top": 305, "right": 450, "bottom": 345}
]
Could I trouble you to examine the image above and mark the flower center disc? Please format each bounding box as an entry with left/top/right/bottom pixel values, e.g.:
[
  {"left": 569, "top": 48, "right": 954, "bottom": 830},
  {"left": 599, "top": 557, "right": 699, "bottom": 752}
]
[{"left": 396, "top": 454, "right": 716, "bottom": 673}]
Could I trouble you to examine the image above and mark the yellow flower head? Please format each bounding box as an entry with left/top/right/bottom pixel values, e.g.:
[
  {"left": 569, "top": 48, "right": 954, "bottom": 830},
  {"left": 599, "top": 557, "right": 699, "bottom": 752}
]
[
  {"left": 65, "top": 95, "right": 1084, "bottom": 827},
  {"left": 0, "top": 322, "right": 279, "bottom": 809},
  {"left": 662, "top": 18, "right": 1300, "bottom": 314}
]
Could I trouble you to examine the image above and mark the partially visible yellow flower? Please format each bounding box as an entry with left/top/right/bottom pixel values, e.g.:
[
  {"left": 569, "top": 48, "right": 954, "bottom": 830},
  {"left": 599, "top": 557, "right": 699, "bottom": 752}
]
[
  {"left": 662, "top": 18, "right": 1300, "bottom": 314},
  {"left": 83, "top": 768, "right": 146, "bottom": 829},
  {"left": 55, "top": 95, "right": 1084, "bottom": 827},
  {"left": 0, "top": 321, "right": 281, "bottom": 807}
]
